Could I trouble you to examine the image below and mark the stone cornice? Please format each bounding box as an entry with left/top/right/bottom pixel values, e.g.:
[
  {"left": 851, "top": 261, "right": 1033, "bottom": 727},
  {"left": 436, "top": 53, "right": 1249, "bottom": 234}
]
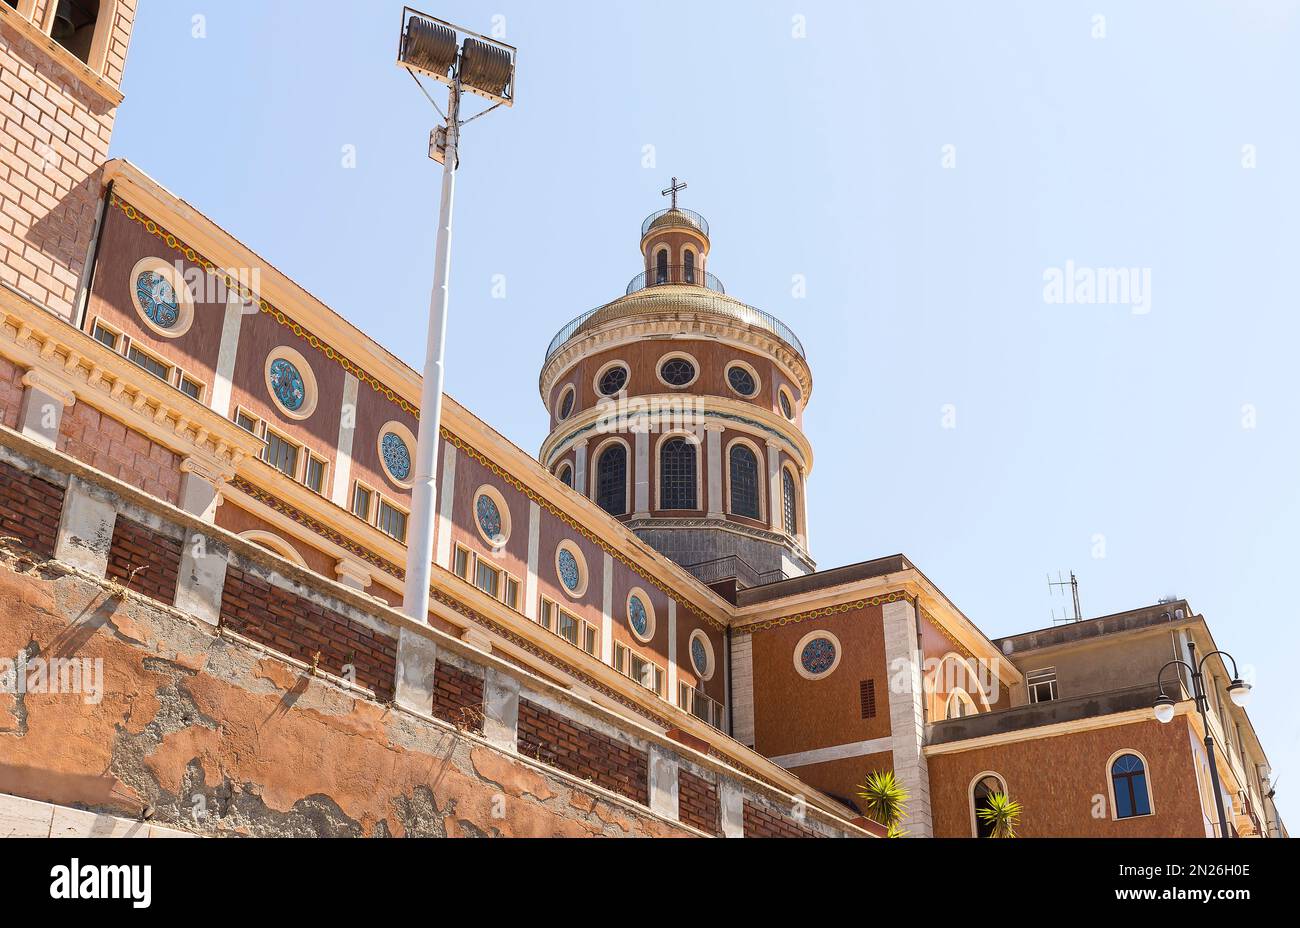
[
  {"left": 539, "top": 309, "right": 813, "bottom": 402},
  {"left": 0, "top": 285, "right": 262, "bottom": 482}
]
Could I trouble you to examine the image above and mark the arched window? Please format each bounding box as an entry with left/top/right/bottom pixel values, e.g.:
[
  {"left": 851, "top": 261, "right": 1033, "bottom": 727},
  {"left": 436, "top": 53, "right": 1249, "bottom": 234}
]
[
  {"left": 972, "top": 774, "right": 1006, "bottom": 838},
  {"left": 684, "top": 250, "right": 696, "bottom": 284},
  {"left": 660, "top": 438, "right": 698, "bottom": 510},
  {"left": 1111, "top": 753, "right": 1152, "bottom": 819},
  {"left": 655, "top": 248, "right": 669, "bottom": 285},
  {"left": 557, "top": 463, "right": 573, "bottom": 489},
  {"left": 729, "top": 444, "right": 760, "bottom": 519},
  {"left": 782, "top": 468, "right": 798, "bottom": 535},
  {"left": 595, "top": 444, "right": 627, "bottom": 516},
  {"left": 945, "top": 689, "right": 977, "bottom": 719}
]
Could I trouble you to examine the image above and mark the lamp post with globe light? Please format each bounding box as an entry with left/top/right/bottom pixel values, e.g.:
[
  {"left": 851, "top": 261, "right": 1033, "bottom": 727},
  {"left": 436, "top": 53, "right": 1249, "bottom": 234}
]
[{"left": 1153, "top": 642, "right": 1252, "bottom": 839}]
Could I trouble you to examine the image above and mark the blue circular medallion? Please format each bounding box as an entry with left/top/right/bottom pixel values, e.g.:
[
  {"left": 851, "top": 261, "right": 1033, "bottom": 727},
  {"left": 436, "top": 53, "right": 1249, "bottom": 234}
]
[
  {"left": 558, "top": 548, "right": 581, "bottom": 592},
  {"left": 691, "top": 637, "right": 709, "bottom": 675},
  {"left": 382, "top": 433, "right": 411, "bottom": 482},
  {"left": 629, "top": 596, "right": 649, "bottom": 637},
  {"left": 137, "top": 271, "right": 180, "bottom": 329},
  {"left": 476, "top": 493, "right": 502, "bottom": 541},
  {"left": 800, "top": 637, "right": 836, "bottom": 676},
  {"left": 268, "top": 357, "right": 306, "bottom": 412}
]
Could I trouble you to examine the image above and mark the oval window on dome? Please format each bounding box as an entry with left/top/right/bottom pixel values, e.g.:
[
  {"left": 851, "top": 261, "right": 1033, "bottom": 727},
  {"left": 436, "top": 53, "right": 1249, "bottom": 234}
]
[
  {"left": 557, "top": 386, "right": 576, "bottom": 420},
  {"left": 727, "top": 364, "right": 758, "bottom": 397},
  {"left": 598, "top": 364, "right": 629, "bottom": 396},
  {"left": 779, "top": 387, "right": 796, "bottom": 420},
  {"left": 794, "top": 630, "right": 841, "bottom": 680},
  {"left": 659, "top": 356, "right": 697, "bottom": 388}
]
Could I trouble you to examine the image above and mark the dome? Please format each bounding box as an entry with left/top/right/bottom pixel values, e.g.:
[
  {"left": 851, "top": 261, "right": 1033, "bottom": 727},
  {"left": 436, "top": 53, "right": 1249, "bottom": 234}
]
[{"left": 641, "top": 208, "right": 710, "bottom": 241}]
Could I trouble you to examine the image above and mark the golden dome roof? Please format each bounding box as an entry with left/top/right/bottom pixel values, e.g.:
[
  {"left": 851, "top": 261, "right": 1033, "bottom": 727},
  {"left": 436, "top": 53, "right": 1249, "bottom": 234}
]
[{"left": 642, "top": 208, "right": 710, "bottom": 240}]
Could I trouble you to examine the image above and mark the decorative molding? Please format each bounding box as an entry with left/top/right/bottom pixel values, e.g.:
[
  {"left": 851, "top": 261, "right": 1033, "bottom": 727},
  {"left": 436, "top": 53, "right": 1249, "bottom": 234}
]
[{"left": 737, "top": 591, "right": 910, "bottom": 637}]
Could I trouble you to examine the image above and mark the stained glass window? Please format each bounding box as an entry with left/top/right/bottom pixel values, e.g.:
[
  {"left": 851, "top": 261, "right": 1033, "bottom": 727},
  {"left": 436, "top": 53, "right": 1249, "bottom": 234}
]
[
  {"left": 779, "top": 390, "right": 795, "bottom": 419},
  {"left": 728, "top": 365, "right": 757, "bottom": 396},
  {"left": 729, "top": 444, "right": 760, "bottom": 519},
  {"left": 691, "top": 636, "right": 709, "bottom": 675},
  {"left": 268, "top": 357, "right": 306, "bottom": 412},
  {"left": 660, "top": 438, "right": 697, "bottom": 510},
  {"left": 382, "top": 432, "right": 411, "bottom": 482},
  {"left": 136, "top": 270, "right": 180, "bottom": 329},
  {"left": 599, "top": 365, "right": 628, "bottom": 396},
  {"left": 558, "top": 388, "right": 575, "bottom": 419},
  {"left": 596, "top": 444, "right": 627, "bottom": 516},
  {"left": 476, "top": 493, "right": 503, "bottom": 542},
  {"left": 782, "top": 468, "right": 798, "bottom": 535},
  {"left": 628, "top": 595, "right": 649, "bottom": 637},
  {"left": 660, "top": 357, "right": 695, "bottom": 387},
  {"left": 558, "top": 548, "right": 582, "bottom": 593},
  {"left": 1111, "top": 754, "right": 1151, "bottom": 818},
  {"left": 800, "top": 637, "right": 836, "bottom": 676}
]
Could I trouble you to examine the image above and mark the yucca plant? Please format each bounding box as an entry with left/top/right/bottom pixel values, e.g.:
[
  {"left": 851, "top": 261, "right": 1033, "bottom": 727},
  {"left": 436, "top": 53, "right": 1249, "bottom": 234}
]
[
  {"left": 856, "top": 769, "right": 910, "bottom": 838},
  {"left": 976, "top": 792, "right": 1023, "bottom": 838}
]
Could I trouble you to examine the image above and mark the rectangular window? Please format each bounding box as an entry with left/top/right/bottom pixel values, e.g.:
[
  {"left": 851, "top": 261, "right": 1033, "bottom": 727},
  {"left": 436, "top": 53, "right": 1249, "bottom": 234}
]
[
  {"left": 353, "top": 484, "right": 373, "bottom": 521},
  {"left": 537, "top": 597, "right": 554, "bottom": 632},
  {"left": 629, "top": 653, "right": 663, "bottom": 696},
  {"left": 304, "top": 455, "right": 327, "bottom": 494},
  {"left": 178, "top": 374, "right": 204, "bottom": 402},
  {"left": 127, "top": 345, "right": 171, "bottom": 382},
  {"left": 377, "top": 500, "right": 408, "bottom": 543},
  {"left": 91, "top": 321, "right": 119, "bottom": 350},
  {"left": 613, "top": 642, "right": 628, "bottom": 675},
  {"left": 235, "top": 410, "right": 260, "bottom": 435},
  {"left": 503, "top": 576, "right": 520, "bottom": 611},
  {"left": 1027, "top": 668, "right": 1058, "bottom": 704},
  {"left": 263, "top": 431, "right": 299, "bottom": 479},
  {"left": 556, "top": 610, "right": 579, "bottom": 646},
  {"left": 474, "top": 558, "right": 500, "bottom": 598},
  {"left": 453, "top": 545, "right": 471, "bottom": 580},
  {"left": 581, "top": 622, "right": 598, "bottom": 656}
]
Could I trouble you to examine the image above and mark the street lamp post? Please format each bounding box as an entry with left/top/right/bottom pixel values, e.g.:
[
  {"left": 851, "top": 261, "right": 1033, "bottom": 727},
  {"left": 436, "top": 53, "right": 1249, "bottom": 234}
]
[
  {"left": 395, "top": 9, "right": 516, "bottom": 622},
  {"left": 1153, "top": 642, "right": 1252, "bottom": 839}
]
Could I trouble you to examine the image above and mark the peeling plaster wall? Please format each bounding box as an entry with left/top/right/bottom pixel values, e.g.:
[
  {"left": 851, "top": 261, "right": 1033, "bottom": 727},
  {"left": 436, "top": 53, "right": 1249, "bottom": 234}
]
[{"left": 0, "top": 553, "right": 694, "bottom": 838}]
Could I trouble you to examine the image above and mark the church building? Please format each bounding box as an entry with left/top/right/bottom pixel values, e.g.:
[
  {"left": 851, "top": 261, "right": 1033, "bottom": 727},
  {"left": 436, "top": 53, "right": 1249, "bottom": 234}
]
[{"left": 0, "top": 2, "right": 1285, "bottom": 838}]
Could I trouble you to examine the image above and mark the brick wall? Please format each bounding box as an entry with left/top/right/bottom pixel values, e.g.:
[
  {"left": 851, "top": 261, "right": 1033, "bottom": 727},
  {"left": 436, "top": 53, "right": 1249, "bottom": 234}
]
[
  {"left": 517, "top": 699, "right": 649, "bottom": 806},
  {"left": 0, "top": 457, "right": 63, "bottom": 557},
  {"left": 0, "top": 355, "right": 24, "bottom": 429},
  {"left": 58, "top": 402, "right": 181, "bottom": 505},
  {"left": 106, "top": 517, "right": 179, "bottom": 605},
  {"left": 743, "top": 799, "right": 818, "bottom": 838},
  {"left": 431, "top": 661, "right": 484, "bottom": 733},
  {"left": 0, "top": 2, "right": 136, "bottom": 320},
  {"left": 678, "top": 769, "right": 720, "bottom": 836},
  {"left": 219, "top": 565, "right": 397, "bottom": 700}
]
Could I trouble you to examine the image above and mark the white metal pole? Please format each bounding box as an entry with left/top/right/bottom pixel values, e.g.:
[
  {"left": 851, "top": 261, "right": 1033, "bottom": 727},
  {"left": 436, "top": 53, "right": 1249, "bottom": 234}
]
[{"left": 403, "top": 80, "right": 461, "bottom": 622}]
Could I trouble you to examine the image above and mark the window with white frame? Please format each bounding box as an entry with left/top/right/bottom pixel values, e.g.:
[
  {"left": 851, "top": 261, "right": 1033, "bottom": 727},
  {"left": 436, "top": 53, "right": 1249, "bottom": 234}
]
[{"left": 1027, "top": 668, "right": 1058, "bottom": 703}]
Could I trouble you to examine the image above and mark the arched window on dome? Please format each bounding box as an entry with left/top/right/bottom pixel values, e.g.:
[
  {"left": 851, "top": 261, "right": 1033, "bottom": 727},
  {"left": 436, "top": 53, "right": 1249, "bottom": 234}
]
[
  {"left": 782, "top": 468, "right": 798, "bottom": 536},
  {"left": 684, "top": 249, "right": 696, "bottom": 284},
  {"left": 557, "top": 462, "right": 573, "bottom": 489},
  {"left": 660, "top": 438, "right": 698, "bottom": 510},
  {"left": 595, "top": 444, "right": 628, "bottom": 516},
  {"left": 729, "top": 444, "right": 760, "bottom": 519},
  {"left": 655, "top": 248, "right": 669, "bottom": 285}
]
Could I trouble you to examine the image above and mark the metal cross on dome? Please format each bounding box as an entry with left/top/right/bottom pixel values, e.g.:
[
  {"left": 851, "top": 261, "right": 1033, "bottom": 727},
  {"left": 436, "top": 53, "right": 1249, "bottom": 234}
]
[{"left": 661, "top": 176, "right": 687, "bottom": 210}]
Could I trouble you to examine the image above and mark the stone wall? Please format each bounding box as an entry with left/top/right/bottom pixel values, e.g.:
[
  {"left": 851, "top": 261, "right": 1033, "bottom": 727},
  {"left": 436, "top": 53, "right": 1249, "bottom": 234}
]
[{"left": 0, "top": 426, "right": 871, "bottom": 838}]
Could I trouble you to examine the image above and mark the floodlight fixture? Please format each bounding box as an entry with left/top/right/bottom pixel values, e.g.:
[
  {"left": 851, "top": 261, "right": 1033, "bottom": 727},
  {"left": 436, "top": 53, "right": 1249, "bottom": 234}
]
[{"left": 397, "top": 8, "right": 517, "bottom": 107}]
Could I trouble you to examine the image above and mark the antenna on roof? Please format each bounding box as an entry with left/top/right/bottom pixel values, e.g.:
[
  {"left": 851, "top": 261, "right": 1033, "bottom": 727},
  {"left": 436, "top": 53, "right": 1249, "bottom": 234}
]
[{"left": 1048, "top": 570, "right": 1083, "bottom": 624}]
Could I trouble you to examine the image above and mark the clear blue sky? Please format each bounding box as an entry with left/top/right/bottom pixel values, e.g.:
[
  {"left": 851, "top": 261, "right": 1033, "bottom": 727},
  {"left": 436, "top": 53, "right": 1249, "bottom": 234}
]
[{"left": 112, "top": 0, "right": 1299, "bottom": 826}]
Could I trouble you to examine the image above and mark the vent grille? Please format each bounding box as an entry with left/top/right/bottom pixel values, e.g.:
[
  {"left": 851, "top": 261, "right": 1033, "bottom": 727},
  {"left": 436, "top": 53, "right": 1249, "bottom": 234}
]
[{"left": 860, "top": 679, "right": 877, "bottom": 719}]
